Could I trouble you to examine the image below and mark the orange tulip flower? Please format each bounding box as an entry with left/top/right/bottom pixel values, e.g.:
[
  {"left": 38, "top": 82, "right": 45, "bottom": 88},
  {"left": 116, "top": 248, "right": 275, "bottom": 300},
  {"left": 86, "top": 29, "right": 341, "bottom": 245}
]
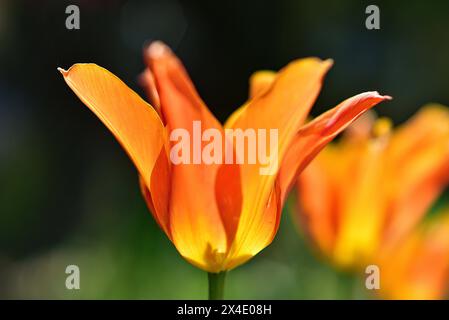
[
  {"left": 296, "top": 105, "right": 449, "bottom": 299},
  {"left": 59, "top": 41, "right": 389, "bottom": 276}
]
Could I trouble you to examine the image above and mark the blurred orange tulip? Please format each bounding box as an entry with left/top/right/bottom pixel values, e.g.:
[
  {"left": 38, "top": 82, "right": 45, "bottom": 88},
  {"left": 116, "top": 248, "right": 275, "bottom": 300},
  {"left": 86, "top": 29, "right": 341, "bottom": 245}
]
[
  {"left": 379, "top": 207, "right": 449, "bottom": 299},
  {"left": 59, "top": 41, "right": 389, "bottom": 273},
  {"left": 296, "top": 106, "right": 449, "bottom": 298}
]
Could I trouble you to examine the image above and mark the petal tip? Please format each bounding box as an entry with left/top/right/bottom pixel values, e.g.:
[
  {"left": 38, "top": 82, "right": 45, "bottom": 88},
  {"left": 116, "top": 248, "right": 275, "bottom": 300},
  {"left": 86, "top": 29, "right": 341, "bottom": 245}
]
[
  {"left": 324, "top": 58, "right": 334, "bottom": 67},
  {"left": 57, "top": 67, "right": 68, "bottom": 76},
  {"left": 384, "top": 95, "right": 393, "bottom": 100},
  {"left": 146, "top": 41, "right": 172, "bottom": 60},
  {"left": 366, "top": 91, "right": 393, "bottom": 101}
]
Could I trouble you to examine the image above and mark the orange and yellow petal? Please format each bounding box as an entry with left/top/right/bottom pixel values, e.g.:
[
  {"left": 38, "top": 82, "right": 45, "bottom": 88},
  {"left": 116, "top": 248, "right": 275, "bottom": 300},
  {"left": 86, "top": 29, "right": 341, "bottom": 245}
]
[
  {"left": 224, "top": 58, "right": 333, "bottom": 268},
  {"left": 296, "top": 146, "right": 339, "bottom": 256},
  {"left": 380, "top": 209, "right": 449, "bottom": 299},
  {"left": 58, "top": 64, "right": 169, "bottom": 230},
  {"left": 331, "top": 137, "right": 387, "bottom": 269},
  {"left": 383, "top": 105, "right": 449, "bottom": 246},
  {"left": 285, "top": 92, "right": 391, "bottom": 201},
  {"left": 292, "top": 92, "right": 391, "bottom": 266},
  {"left": 146, "top": 41, "right": 241, "bottom": 272}
]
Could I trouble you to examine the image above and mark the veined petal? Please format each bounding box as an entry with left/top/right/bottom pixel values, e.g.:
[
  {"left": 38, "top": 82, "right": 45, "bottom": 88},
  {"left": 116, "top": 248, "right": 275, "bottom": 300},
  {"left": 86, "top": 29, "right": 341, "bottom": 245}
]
[
  {"left": 379, "top": 210, "right": 449, "bottom": 299},
  {"left": 58, "top": 64, "right": 168, "bottom": 230},
  {"left": 145, "top": 41, "right": 242, "bottom": 271},
  {"left": 224, "top": 58, "right": 333, "bottom": 268},
  {"left": 383, "top": 105, "right": 449, "bottom": 246}
]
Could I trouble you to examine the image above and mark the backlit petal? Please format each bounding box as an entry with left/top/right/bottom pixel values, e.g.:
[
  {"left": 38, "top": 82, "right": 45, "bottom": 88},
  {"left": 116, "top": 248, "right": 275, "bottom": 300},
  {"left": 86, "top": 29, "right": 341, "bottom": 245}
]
[
  {"left": 383, "top": 105, "right": 449, "bottom": 246},
  {"left": 380, "top": 210, "right": 449, "bottom": 299},
  {"left": 224, "top": 58, "right": 333, "bottom": 267},
  {"left": 296, "top": 146, "right": 339, "bottom": 256},
  {"left": 145, "top": 41, "right": 242, "bottom": 271},
  {"left": 292, "top": 92, "right": 391, "bottom": 267},
  {"left": 58, "top": 64, "right": 168, "bottom": 230},
  {"left": 283, "top": 92, "right": 391, "bottom": 203}
]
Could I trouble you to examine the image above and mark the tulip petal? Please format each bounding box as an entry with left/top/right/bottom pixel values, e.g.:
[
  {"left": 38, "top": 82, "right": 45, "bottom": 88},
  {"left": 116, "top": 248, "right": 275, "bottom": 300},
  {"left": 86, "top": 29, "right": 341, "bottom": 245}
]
[
  {"left": 225, "top": 179, "right": 282, "bottom": 270},
  {"left": 58, "top": 64, "right": 168, "bottom": 230},
  {"left": 215, "top": 162, "right": 243, "bottom": 248},
  {"left": 282, "top": 92, "right": 391, "bottom": 204},
  {"left": 333, "top": 139, "right": 389, "bottom": 268},
  {"left": 383, "top": 105, "right": 449, "bottom": 245},
  {"left": 291, "top": 93, "right": 391, "bottom": 266},
  {"left": 380, "top": 210, "right": 449, "bottom": 299},
  {"left": 296, "top": 146, "right": 339, "bottom": 255},
  {"left": 224, "top": 58, "right": 333, "bottom": 267},
  {"left": 248, "top": 70, "right": 277, "bottom": 99},
  {"left": 139, "top": 144, "right": 172, "bottom": 236},
  {"left": 139, "top": 68, "right": 162, "bottom": 118},
  {"left": 145, "top": 42, "right": 242, "bottom": 271}
]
